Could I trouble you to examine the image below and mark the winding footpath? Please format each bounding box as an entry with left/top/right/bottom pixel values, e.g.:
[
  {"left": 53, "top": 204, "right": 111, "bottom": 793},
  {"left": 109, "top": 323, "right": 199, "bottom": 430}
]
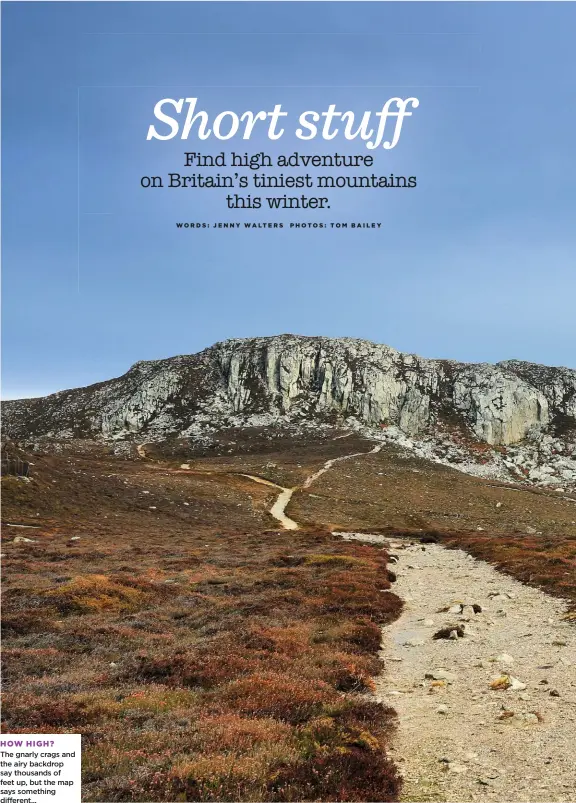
[
  {"left": 138, "top": 442, "right": 383, "bottom": 530},
  {"left": 374, "top": 539, "right": 576, "bottom": 802},
  {"left": 138, "top": 440, "right": 576, "bottom": 800},
  {"left": 262, "top": 443, "right": 384, "bottom": 528},
  {"left": 302, "top": 444, "right": 383, "bottom": 489},
  {"left": 238, "top": 474, "right": 299, "bottom": 530}
]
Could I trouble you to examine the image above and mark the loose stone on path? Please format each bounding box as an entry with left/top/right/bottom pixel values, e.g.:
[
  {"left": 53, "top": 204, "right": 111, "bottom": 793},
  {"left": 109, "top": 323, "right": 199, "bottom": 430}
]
[{"left": 376, "top": 541, "right": 576, "bottom": 802}]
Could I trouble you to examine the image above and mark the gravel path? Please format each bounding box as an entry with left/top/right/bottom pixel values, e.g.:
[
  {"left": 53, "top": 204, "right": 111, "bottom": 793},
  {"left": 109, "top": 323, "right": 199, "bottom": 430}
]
[{"left": 374, "top": 540, "right": 576, "bottom": 802}]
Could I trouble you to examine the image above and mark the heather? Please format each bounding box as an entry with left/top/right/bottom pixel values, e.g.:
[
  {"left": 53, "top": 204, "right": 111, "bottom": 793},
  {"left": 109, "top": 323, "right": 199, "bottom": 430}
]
[{"left": 2, "top": 514, "right": 402, "bottom": 802}]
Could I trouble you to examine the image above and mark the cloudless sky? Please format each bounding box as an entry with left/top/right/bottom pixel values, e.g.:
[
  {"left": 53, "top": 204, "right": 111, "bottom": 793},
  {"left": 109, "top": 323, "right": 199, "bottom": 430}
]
[{"left": 2, "top": 1, "right": 575, "bottom": 399}]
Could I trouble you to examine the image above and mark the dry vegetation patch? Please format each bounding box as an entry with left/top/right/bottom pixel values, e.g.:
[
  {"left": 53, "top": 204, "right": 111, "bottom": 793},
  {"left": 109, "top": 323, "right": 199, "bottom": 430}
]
[
  {"left": 2, "top": 459, "right": 402, "bottom": 803},
  {"left": 4, "top": 432, "right": 576, "bottom": 801}
]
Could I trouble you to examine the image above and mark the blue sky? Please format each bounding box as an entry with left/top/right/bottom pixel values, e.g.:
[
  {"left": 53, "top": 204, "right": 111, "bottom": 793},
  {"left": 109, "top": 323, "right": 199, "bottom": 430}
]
[{"left": 2, "top": 1, "right": 575, "bottom": 399}]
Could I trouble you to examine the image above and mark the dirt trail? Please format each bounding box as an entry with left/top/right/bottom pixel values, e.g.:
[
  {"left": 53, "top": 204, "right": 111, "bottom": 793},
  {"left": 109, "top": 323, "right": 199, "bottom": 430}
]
[
  {"left": 133, "top": 440, "right": 575, "bottom": 800},
  {"left": 262, "top": 443, "right": 384, "bottom": 529},
  {"left": 373, "top": 539, "right": 576, "bottom": 802},
  {"left": 136, "top": 442, "right": 383, "bottom": 530},
  {"left": 240, "top": 474, "right": 299, "bottom": 530},
  {"left": 302, "top": 444, "right": 383, "bottom": 488},
  {"left": 269, "top": 488, "right": 298, "bottom": 530}
]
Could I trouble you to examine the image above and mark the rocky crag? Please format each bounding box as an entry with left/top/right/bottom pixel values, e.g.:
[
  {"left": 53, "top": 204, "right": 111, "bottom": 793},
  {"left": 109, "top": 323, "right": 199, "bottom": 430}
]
[{"left": 3, "top": 335, "right": 576, "bottom": 489}]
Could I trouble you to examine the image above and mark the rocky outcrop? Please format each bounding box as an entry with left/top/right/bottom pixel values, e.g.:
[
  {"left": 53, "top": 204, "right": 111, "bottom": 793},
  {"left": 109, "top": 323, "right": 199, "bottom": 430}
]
[{"left": 3, "top": 335, "right": 576, "bottom": 448}]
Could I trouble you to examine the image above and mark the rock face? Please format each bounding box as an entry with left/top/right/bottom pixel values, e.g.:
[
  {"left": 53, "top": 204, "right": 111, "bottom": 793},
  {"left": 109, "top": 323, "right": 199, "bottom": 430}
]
[{"left": 3, "top": 335, "right": 576, "bottom": 448}]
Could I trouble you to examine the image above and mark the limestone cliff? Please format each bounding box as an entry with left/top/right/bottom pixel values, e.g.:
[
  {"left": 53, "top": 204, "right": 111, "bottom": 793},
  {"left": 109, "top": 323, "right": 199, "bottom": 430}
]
[{"left": 3, "top": 335, "right": 576, "bottom": 448}]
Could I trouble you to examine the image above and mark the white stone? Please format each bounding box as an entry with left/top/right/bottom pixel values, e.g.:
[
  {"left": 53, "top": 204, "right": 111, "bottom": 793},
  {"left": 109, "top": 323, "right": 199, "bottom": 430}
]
[{"left": 3, "top": 336, "right": 575, "bottom": 495}]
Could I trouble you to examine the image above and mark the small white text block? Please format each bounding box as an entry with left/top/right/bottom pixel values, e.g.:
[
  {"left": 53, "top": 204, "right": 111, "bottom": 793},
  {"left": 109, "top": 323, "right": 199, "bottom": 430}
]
[{"left": 0, "top": 735, "right": 81, "bottom": 803}]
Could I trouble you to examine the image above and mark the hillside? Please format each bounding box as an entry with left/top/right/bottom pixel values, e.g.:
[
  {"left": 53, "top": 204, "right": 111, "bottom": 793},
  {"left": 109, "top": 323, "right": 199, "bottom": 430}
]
[
  {"left": 3, "top": 337, "right": 576, "bottom": 801},
  {"left": 3, "top": 424, "right": 576, "bottom": 801},
  {"left": 4, "top": 335, "right": 576, "bottom": 492}
]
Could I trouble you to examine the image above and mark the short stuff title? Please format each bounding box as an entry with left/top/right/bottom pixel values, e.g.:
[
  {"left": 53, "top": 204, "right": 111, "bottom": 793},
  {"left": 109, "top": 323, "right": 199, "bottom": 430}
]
[{"left": 146, "top": 97, "right": 419, "bottom": 150}]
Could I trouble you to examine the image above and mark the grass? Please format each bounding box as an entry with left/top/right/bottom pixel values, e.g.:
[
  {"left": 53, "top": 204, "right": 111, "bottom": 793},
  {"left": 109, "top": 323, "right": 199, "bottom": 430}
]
[
  {"left": 2, "top": 500, "right": 402, "bottom": 801},
  {"left": 41, "top": 574, "right": 160, "bottom": 614}
]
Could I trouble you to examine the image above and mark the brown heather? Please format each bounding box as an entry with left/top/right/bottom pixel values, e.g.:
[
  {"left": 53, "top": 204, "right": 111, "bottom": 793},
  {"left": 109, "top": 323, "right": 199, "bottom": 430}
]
[
  {"left": 1, "top": 449, "right": 402, "bottom": 801},
  {"left": 4, "top": 428, "right": 574, "bottom": 800}
]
